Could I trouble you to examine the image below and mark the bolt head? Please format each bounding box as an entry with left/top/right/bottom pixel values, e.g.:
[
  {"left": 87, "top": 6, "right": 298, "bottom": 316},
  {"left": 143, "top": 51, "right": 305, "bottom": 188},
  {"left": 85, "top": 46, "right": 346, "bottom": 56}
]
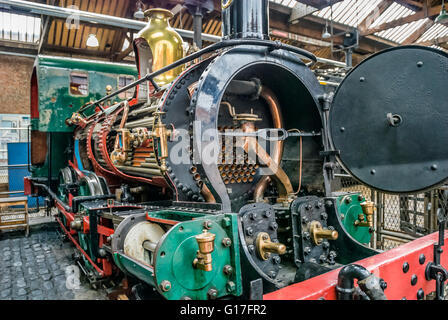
[
  {"left": 270, "top": 222, "right": 278, "bottom": 230},
  {"left": 226, "top": 281, "right": 236, "bottom": 292},
  {"left": 403, "top": 262, "right": 410, "bottom": 273},
  {"left": 248, "top": 245, "right": 255, "bottom": 253},
  {"left": 321, "top": 212, "right": 328, "bottom": 220},
  {"left": 203, "top": 221, "right": 212, "bottom": 229},
  {"left": 160, "top": 280, "right": 172, "bottom": 292},
  {"left": 263, "top": 210, "right": 272, "bottom": 218},
  {"left": 222, "top": 238, "right": 232, "bottom": 247},
  {"left": 273, "top": 256, "right": 281, "bottom": 264},
  {"left": 245, "top": 227, "right": 254, "bottom": 236},
  {"left": 411, "top": 275, "right": 418, "bottom": 286},
  {"left": 380, "top": 279, "right": 388, "bottom": 290},
  {"left": 207, "top": 288, "right": 218, "bottom": 299},
  {"left": 223, "top": 265, "right": 233, "bottom": 275}
]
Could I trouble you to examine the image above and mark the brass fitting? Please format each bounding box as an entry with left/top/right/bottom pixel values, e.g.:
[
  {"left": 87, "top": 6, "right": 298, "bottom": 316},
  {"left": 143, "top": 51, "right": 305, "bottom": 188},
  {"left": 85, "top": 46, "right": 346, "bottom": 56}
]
[
  {"left": 309, "top": 221, "right": 338, "bottom": 245},
  {"left": 355, "top": 201, "right": 375, "bottom": 228},
  {"left": 151, "top": 112, "right": 172, "bottom": 173},
  {"left": 193, "top": 229, "right": 216, "bottom": 272},
  {"left": 66, "top": 112, "right": 87, "bottom": 128},
  {"left": 110, "top": 128, "right": 133, "bottom": 166},
  {"left": 256, "top": 232, "right": 286, "bottom": 260}
]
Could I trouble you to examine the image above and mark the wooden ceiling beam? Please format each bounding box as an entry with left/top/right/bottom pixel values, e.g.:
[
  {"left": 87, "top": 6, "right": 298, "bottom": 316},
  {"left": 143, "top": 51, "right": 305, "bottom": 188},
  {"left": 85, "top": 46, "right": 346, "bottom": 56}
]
[
  {"left": 361, "top": 4, "right": 441, "bottom": 36},
  {"left": 357, "top": 0, "right": 394, "bottom": 33},
  {"left": 402, "top": 18, "right": 434, "bottom": 44}
]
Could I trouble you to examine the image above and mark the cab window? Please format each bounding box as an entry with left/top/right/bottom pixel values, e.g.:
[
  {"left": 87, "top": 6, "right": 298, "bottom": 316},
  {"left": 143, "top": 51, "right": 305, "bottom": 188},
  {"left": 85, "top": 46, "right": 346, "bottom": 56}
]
[
  {"left": 118, "top": 75, "right": 135, "bottom": 99},
  {"left": 70, "top": 72, "right": 89, "bottom": 96}
]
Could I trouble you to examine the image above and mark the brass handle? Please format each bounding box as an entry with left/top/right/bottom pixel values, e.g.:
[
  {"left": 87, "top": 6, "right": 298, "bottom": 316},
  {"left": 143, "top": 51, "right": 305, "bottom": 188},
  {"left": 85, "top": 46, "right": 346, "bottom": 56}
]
[
  {"left": 309, "top": 221, "right": 338, "bottom": 245},
  {"left": 256, "top": 232, "right": 286, "bottom": 260}
]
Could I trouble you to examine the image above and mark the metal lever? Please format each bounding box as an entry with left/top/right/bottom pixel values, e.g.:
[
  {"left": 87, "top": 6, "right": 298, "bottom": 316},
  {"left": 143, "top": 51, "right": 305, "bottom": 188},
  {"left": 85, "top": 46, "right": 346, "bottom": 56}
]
[{"left": 220, "top": 128, "right": 321, "bottom": 141}]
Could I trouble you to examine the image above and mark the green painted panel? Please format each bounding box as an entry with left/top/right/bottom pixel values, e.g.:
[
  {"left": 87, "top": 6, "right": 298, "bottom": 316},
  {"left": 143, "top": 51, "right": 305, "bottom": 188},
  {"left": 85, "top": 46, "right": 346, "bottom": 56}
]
[
  {"left": 337, "top": 193, "right": 372, "bottom": 245},
  {"left": 34, "top": 55, "right": 137, "bottom": 132},
  {"left": 153, "top": 214, "right": 242, "bottom": 300}
]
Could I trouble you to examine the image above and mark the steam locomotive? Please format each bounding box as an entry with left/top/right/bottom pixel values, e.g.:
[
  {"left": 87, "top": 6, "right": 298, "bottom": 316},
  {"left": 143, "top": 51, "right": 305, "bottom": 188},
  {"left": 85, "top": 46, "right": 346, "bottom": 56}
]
[{"left": 25, "top": 0, "right": 448, "bottom": 300}]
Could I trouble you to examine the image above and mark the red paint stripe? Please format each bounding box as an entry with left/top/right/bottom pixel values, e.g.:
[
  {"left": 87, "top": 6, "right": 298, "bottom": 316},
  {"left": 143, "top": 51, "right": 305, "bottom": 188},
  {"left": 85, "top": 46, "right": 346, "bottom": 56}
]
[{"left": 264, "top": 231, "right": 448, "bottom": 300}]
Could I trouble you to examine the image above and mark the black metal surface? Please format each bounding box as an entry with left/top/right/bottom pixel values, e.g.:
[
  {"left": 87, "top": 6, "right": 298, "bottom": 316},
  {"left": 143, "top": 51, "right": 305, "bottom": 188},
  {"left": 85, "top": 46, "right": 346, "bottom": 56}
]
[
  {"left": 192, "top": 45, "right": 323, "bottom": 212},
  {"left": 290, "top": 196, "right": 334, "bottom": 266},
  {"left": 330, "top": 46, "right": 448, "bottom": 193},
  {"left": 237, "top": 203, "right": 281, "bottom": 296},
  {"left": 221, "top": 0, "right": 269, "bottom": 40}
]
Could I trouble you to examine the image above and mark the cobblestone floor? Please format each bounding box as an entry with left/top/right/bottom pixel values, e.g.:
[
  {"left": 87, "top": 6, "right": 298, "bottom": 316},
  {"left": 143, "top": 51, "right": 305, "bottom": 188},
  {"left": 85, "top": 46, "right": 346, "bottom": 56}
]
[{"left": 0, "top": 222, "right": 108, "bottom": 300}]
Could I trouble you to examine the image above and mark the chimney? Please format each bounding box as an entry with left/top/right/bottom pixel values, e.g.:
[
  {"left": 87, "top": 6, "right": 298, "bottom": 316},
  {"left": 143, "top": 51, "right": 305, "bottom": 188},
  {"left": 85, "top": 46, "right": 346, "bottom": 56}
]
[{"left": 221, "top": 0, "right": 269, "bottom": 40}]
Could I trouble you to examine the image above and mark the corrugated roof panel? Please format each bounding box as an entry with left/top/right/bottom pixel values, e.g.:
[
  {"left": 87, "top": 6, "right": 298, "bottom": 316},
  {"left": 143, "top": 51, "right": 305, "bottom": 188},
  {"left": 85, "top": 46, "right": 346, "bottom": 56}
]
[
  {"left": 375, "top": 18, "right": 428, "bottom": 44},
  {"left": 369, "top": 2, "right": 414, "bottom": 28},
  {"left": 0, "top": 11, "right": 41, "bottom": 43},
  {"left": 313, "top": 0, "right": 382, "bottom": 27},
  {"left": 418, "top": 23, "right": 448, "bottom": 42}
]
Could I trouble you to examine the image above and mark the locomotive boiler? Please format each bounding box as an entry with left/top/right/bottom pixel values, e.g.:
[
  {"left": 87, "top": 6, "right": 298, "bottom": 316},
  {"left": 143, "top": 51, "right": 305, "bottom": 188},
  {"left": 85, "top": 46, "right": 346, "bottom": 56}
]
[{"left": 26, "top": 0, "right": 448, "bottom": 300}]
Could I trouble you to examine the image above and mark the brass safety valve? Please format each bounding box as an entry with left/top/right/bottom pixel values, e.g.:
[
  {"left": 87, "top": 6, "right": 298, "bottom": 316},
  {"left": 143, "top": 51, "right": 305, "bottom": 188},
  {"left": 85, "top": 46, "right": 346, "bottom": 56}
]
[
  {"left": 256, "top": 232, "right": 286, "bottom": 260},
  {"left": 355, "top": 201, "right": 375, "bottom": 228},
  {"left": 309, "top": 221, "right": 338, "bottom": 245},
  {"left": 193, "top": 229, "right": 216, "bottom": 272}
]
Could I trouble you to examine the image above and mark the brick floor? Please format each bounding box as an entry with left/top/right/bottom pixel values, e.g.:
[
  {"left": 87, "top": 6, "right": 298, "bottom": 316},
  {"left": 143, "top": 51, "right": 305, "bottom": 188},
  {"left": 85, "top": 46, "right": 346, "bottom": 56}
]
[{"left": 0, "top": 222, "right": 108, "bottom": 300}]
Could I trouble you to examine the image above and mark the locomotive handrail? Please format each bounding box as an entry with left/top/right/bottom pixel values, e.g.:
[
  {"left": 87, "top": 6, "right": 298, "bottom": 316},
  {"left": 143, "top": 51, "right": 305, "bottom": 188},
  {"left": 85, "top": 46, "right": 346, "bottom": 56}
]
[{"left": 80, "top": 39, "right": 317, "bottom": 114}]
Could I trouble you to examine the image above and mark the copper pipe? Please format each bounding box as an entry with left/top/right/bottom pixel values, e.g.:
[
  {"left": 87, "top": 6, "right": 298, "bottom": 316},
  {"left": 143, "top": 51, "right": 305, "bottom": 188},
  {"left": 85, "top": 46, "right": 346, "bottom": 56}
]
[
  {"left": 230, "top": 178, "right": 236, "bottom": 184},
  {"left": 193, "top": 173, "right": 201, "bottom": 181},
  {"left": 254, "top": 86, "right": 284, "bottom": 202},
  {"left": 221, "top": 172, "right": 227, "bottom": 178},
  {"left": 190, "top": 166, "right": 198, "bottom": 174},
  {"left": 236, "top": 177, "right": 242, "bottom": 183},
  {"left": 242, "top": 177, "right": 248, "bottom": 183},
  {"left": 201, "top": 183, "right": 216, "bottom": 203},
  {"left": 249, "top": 176, "right": 254, "bottom": 183},
  {"left": 224, "top": 179, "right": 230, "bottom": 185},
  {"left": 242, "top": 121, "right": 293, "bottom": 199}
]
